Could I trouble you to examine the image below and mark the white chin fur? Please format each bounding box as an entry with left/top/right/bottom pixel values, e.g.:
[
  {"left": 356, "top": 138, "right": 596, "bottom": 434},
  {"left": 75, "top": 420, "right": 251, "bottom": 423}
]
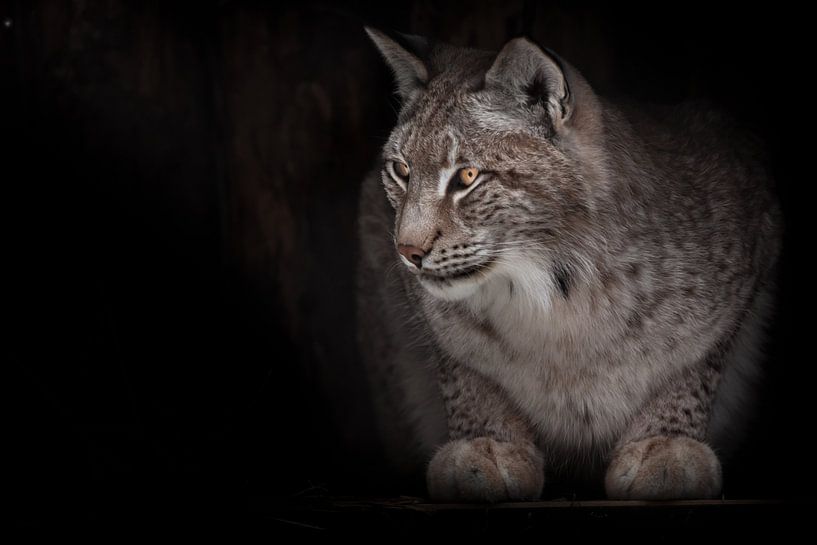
[{"left": 419, "top": 274, "right": 486, "bottom": 301}]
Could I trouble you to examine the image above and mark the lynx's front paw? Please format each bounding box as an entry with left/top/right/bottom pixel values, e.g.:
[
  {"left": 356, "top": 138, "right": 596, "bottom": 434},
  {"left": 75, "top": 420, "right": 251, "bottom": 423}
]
[
  {"left": 605, "top": 436, "right": 722, "bottom": 500},
  {"left": 426, "top": 437, "right": 544, "bottom": 502}
]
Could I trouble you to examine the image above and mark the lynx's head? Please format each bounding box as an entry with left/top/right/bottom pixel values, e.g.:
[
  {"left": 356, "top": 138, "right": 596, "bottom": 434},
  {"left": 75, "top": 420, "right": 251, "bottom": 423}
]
[{"left": 367, "top": 28, "right": 605, "bottom": 302}]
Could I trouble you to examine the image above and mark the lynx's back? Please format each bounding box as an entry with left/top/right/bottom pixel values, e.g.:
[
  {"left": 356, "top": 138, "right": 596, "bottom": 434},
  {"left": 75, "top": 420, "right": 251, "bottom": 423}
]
[{"left": 356, "top": 31, "right": 781, "bottom": 492}]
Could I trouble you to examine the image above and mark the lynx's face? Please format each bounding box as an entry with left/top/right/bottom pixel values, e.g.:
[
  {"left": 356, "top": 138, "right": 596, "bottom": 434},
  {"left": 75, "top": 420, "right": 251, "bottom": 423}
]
[{"left": 379, "top": 66, "right": 588, "bottom": 301}]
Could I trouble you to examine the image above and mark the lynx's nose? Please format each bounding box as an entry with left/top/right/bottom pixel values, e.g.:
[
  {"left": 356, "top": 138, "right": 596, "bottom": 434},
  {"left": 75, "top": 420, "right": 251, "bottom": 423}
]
[{"left": 398, "top": 244, "right": 426, "bottom": 268}]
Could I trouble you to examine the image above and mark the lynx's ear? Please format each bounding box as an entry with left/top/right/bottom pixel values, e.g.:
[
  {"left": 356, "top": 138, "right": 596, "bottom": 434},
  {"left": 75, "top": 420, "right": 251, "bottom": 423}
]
[
  {"left": 365, "top": 27, "right": 428, "bottom": 100},
  {"left": 486, "top": 38, "right": 573, "bottom": 131}
]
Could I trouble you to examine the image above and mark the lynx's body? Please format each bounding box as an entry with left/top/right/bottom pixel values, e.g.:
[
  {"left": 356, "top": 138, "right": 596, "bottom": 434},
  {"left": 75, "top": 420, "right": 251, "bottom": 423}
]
[{"left": 356, "top": 30, "right": 781, "bottom": 500}]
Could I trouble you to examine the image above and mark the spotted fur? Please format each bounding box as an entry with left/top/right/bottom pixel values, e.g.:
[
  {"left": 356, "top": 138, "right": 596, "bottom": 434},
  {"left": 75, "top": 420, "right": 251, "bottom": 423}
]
[{"left": 356, "top": 29, "right": 782, "bottom": 500}]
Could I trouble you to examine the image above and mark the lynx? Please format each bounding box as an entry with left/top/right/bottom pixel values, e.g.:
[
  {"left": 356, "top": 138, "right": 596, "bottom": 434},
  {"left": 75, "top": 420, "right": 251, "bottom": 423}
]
[{"left": 356, "top": 28, "right": 782, "bottom": 501}]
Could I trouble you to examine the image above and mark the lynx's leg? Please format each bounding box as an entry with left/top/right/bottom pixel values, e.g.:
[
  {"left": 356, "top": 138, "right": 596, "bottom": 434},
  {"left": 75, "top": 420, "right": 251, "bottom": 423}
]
[
  {"left": 427, "top": 359, "right": 544, "bottom": 502},
  {"left": 605, "top": 354, "right": 724, "bottom": 500}
]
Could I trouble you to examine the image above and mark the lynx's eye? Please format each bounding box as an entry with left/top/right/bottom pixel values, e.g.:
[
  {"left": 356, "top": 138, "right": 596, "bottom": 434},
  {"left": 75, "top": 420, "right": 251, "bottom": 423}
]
[
  {"left": 389, "top": 160, "right": 410, "bottom": 185},
  {"left": 457, "top": 167, "right": 479, "bottom": 187}
]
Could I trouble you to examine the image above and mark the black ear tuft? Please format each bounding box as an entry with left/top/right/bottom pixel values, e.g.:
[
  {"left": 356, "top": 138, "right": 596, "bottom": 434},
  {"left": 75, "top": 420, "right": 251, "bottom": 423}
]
[
  {"left": 365, "top": 27, "right": 429, "bottom": 100},
  {"left": 392, "top": 31, "right": 431, "bottom": 60}
]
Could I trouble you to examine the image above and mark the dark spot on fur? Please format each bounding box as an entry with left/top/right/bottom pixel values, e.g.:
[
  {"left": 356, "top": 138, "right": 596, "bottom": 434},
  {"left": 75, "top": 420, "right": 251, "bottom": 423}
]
[
  {"left": 553, "top": 262, "right": 572, "bottom": 299},
  {"left": 626, "top": 311, "right": 644, "bottom": 332},
  {"left": 599, "top": 269, "right": 616, "bottom": 290},
  {"left": 475, "top": 318, "right": 500, "bottom": 341}
]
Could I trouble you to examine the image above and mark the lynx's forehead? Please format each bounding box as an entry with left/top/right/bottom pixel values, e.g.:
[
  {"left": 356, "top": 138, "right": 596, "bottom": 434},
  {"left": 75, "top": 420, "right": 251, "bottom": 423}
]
[
  {"left": 389, "top": 96, "right": 548, "bottom": 174},
  {"left": 388, "top": 69, "right": 550, "bottom": 163},
  {"left": 394, "top": 86, "right": 468, "bottom": 150}
]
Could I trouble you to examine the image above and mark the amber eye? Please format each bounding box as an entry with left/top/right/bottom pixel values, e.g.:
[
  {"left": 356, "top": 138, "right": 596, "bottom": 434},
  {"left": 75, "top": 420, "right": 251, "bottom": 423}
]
[
  {"left": 391, "top": 161, "right": 410, "bottom": 183},
  {"left": 458, "top": 167, "right": 479, "bottom": 187}
]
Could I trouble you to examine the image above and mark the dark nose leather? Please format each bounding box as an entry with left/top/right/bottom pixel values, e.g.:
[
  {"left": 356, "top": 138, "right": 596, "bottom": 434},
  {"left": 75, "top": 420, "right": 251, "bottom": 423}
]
[{"left": 398, "top": 244, "right": 426, "bottom": 268}]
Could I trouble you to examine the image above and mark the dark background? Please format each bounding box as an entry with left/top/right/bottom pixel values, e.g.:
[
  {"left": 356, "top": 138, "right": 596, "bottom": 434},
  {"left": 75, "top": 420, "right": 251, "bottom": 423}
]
[{"left": 4, "top": 0, "right": 810, "bottom": 530}]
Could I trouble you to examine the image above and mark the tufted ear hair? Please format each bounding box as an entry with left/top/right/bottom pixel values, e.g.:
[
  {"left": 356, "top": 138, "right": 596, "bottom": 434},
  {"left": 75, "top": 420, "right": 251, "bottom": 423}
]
[
  {"left": 365, "top": 27, "right": 429, "bottom": 100},
  {"left": 485, "top": 37, "right": 573, "bottom": 132}
]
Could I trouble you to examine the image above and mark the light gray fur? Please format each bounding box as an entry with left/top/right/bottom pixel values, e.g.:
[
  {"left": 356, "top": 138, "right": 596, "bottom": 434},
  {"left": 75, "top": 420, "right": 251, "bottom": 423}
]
[{"left": 356, "top": 30, "right": 782, "bottom": 499}]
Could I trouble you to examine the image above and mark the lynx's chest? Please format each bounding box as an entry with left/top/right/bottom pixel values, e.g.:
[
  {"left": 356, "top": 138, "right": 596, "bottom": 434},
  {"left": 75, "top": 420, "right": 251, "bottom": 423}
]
[{"left": 422, "top": 268, "right": 674, "bottom": 451}]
